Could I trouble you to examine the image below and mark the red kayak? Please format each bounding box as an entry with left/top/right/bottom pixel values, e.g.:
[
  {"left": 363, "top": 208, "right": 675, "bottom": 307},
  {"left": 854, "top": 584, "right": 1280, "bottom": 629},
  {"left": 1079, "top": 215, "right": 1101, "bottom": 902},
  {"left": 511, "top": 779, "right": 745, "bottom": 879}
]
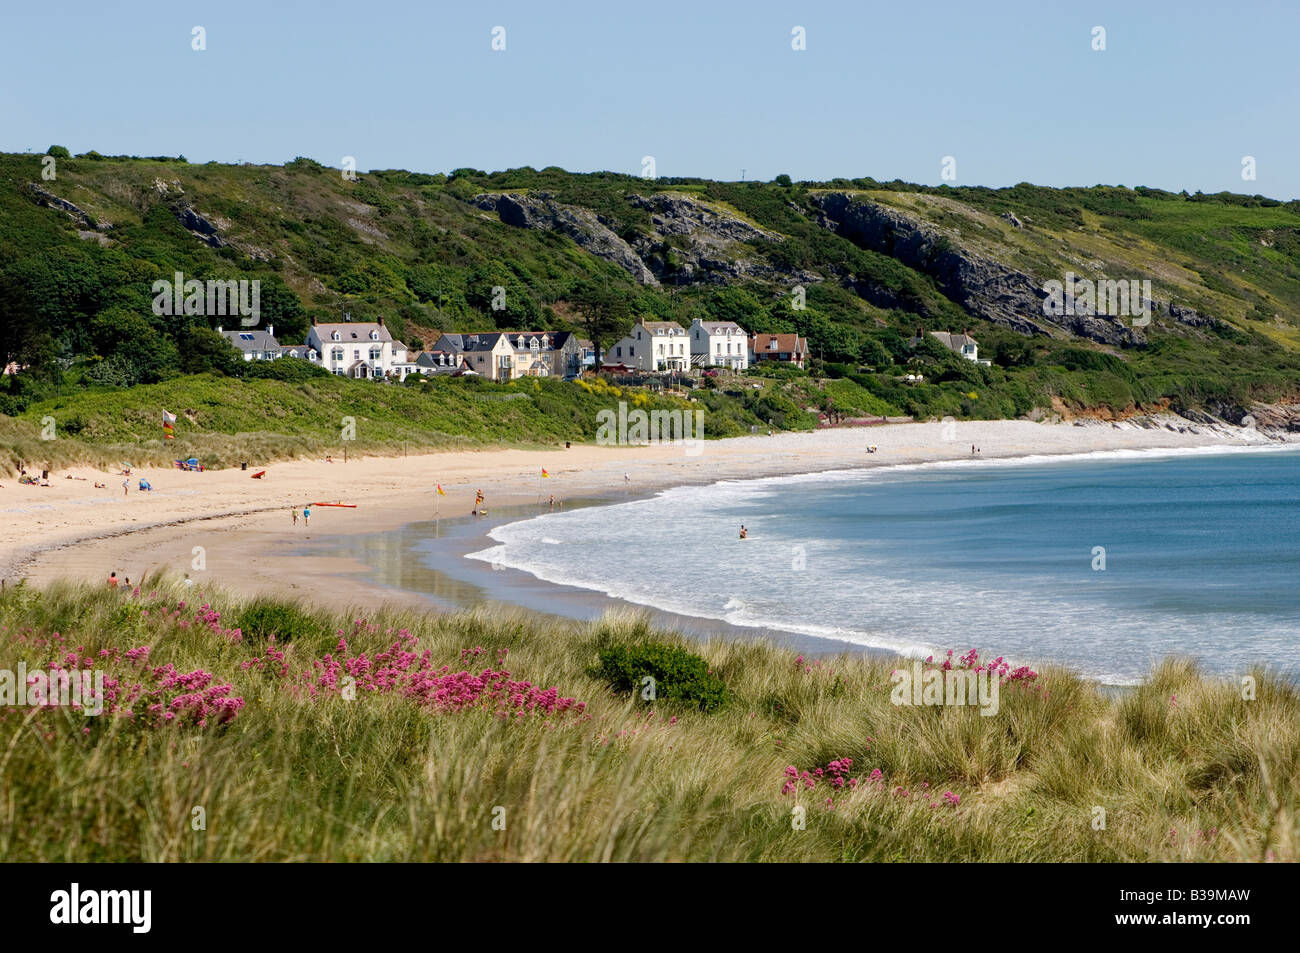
[{"left": 311, "top": 501, "right": 357, "bottom": 507}]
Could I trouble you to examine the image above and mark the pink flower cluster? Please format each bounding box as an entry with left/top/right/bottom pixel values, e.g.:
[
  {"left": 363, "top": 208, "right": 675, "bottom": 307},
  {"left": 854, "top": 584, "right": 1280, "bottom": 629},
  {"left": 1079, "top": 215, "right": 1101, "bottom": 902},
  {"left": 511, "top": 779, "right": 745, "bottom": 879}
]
[
  {"left": 925, "top": 648, "right": 1037, "bottom": 682},
  {"left": 246, "top": 629, "right": 585, "bottom": 719},
  {"left": 99, "top": 648, "right": 245, "bottom": 727},
  {"left": 781, "top": 756, "right": 964, "bottom": 811}
]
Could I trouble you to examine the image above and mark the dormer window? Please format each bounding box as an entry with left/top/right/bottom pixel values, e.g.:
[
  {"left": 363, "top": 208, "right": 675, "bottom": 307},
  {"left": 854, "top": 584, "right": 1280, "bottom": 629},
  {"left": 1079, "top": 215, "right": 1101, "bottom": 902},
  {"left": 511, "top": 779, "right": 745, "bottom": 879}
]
[
  {"left": 370, "top": 330, "right": 379, "bottom": 341},
  {"left": 331, "top": 331, "right": 341, "bottom": 341}
]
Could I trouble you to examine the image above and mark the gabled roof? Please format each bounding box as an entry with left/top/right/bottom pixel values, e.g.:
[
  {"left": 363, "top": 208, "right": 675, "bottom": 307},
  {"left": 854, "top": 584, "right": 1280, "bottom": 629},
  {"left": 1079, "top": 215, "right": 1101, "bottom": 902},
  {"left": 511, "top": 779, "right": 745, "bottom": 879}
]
[
  {"left": 457, "top": 332, "right": 509, "bottom": 352},
  {"left": 929, "top": 330, "right": 977, "bottom": 349},
  {"left": 750, "top": 332, "right": 808, "bottom": 353},
  {"left": 695, "top": 320, "right": 745, "bottom": 333},
  {"left": 640, "top": 321, "right": 686, "bottom": 334},
  {"left": 312, "top": 322, "right": 393, "bottom": 343},
  {"left": 222, "top": 328, "right": 280, "bottom": 350}
]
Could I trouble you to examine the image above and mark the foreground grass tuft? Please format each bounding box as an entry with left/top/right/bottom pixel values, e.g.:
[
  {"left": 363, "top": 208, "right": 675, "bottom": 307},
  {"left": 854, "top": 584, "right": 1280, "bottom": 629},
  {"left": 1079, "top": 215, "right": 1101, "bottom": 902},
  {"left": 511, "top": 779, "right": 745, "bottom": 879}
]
[{"left": 0, "top": 581, "right": 1295, "bottom": 861}]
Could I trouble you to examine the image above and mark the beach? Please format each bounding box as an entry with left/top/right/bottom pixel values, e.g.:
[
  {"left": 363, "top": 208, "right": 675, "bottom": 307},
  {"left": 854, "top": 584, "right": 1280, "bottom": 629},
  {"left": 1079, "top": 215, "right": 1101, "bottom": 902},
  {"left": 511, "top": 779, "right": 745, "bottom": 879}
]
[{"left": 5, "top": 416, "right": 1286, "bottom": 613}]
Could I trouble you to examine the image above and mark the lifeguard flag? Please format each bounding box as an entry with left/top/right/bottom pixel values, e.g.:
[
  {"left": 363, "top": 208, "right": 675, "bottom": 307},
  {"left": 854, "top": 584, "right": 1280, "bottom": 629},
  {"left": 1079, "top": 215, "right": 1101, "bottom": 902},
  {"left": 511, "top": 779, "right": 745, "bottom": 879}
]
[
  {"left": 162, "top": 409, "right": 176, "bottom": 440},
  {"left": 436, "top": 484, "right": 446, "bottom": 496},
  {"left": 541, "top": 468, "right": 550, "bottom": 478}
]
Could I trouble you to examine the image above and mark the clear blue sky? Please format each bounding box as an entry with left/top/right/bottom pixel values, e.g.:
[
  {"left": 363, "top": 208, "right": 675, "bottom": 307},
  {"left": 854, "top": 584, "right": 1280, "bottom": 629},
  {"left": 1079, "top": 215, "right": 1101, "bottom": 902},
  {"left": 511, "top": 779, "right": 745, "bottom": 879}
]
[{"left": 3, "top": 0, "right": 1298, "bottom": 197}]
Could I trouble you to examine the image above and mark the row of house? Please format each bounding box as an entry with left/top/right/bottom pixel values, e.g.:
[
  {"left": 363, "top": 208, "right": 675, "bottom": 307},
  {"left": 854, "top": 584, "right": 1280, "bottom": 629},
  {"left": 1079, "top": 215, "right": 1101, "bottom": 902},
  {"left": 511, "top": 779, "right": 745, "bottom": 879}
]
[
  {"left": 605, "top": 318, "right": 810, "bottom": 373},
  {"left": 219, "top": 320, "right": 595, "bottom": 383},
  {"left": 220, "top": 316, "right": 985, "bottom": 382}
]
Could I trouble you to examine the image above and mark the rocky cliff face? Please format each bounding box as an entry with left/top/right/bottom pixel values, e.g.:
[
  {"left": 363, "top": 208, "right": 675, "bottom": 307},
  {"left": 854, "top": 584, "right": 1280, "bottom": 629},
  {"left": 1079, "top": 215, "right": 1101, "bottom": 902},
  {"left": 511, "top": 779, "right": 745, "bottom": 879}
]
[
  {"left": 475, "top": 191, "right": 819, "bottom": 289},
  {"left": 810, "top": 192, "right": 1222, "bottom": 347},
  {"left": 475, "top": 192, "right": 658, "bottom": 285}
]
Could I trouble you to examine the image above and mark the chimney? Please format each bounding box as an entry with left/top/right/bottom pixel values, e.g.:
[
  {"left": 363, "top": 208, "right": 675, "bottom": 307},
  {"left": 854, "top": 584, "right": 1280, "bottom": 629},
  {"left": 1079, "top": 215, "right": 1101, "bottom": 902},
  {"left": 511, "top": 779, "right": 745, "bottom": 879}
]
[
  {"left": 266, "top": 324, "right": 274, "bottom": 338},
  {"left": 216, "top": 325, "right": 223, "bottom": 335},
  {"left": 377, "top": 316, "right": 384, "bottom": 327}
]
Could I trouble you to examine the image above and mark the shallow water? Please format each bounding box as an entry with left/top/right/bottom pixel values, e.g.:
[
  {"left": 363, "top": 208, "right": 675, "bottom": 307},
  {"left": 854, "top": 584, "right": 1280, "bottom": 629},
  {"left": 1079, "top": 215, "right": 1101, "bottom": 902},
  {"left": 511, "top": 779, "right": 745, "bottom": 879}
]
[{"left": 465, "top": 446, "right": 1300, "bottom": 684}]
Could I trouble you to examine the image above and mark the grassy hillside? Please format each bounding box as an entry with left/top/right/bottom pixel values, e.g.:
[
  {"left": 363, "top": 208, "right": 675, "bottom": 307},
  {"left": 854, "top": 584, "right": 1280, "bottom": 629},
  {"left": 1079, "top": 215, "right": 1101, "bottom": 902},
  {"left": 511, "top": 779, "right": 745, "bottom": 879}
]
[
  {"left": 2, "top": 151, "right": 1299, "bottom": 451},
  {"left": 2, "top": 372, "right": 824, "bottom": 472},
  {"left": 1, "top": 579, "right": 1295, "bottom": 861}
]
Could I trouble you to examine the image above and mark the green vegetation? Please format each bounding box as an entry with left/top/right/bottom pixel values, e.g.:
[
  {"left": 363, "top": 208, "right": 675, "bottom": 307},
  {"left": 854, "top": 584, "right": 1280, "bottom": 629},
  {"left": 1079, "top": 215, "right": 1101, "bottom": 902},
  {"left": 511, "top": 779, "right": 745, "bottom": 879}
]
[
  {"left": 1, "top": 373, "right": 791, "bottom": 471},
  {"left": 594, "top": 628, "right": 729, "bottom": 713},
  {"left": 2, "top": 152, "right": 1299, "bottom": 461},
  {"left": 1, "top": 579, "right": 1295, "bottom": 861}
]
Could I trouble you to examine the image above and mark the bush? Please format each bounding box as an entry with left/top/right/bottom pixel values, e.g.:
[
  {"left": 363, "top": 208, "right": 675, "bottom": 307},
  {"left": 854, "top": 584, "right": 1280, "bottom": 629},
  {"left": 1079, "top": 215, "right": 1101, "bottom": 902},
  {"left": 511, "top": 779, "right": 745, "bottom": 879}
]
[
  {"left": 594, "top": 640, "right": 728, "bottom": 712},
  {"left": 235, "top": 601, "right": 326, "bottom": 644}
]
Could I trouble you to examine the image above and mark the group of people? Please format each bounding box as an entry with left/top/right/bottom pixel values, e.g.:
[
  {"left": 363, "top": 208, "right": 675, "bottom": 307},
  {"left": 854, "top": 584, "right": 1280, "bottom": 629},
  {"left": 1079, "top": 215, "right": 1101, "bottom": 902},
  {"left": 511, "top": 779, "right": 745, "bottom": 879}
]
[{"left": 291, "top": 507, "right": 311, "bottom": 527}]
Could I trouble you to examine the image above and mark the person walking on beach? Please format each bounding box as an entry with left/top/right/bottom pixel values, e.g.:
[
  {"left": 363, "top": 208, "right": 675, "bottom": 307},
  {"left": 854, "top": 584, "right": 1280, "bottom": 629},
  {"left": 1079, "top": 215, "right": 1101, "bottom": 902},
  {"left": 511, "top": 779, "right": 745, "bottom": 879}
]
[
  {"left": 292, "top": 508, "right": 299, "bottom": 526},
  {"left": 122, "top": 478, "right": 129, "bottom": 497},
  {"left": 303, "top": 506, "right": 311, "bottom": 528}
]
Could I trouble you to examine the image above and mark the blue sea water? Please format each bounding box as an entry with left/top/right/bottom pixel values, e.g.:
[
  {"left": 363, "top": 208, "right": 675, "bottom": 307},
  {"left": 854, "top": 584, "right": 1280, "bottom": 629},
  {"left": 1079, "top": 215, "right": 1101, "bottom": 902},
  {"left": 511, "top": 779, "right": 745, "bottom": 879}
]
[{"left": 467, "top": 446, "right": 1300, "bottom": 684}]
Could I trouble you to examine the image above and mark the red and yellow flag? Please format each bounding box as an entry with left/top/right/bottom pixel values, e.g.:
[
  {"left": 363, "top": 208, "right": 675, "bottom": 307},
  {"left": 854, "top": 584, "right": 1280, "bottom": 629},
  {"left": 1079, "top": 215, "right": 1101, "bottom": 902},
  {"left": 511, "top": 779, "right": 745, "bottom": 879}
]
[
  {"left": 541, "top": 468, "right": 550, "bottom": 478},
  {"left": 436, "top": 484, "right": 446, "bottom": 496}
]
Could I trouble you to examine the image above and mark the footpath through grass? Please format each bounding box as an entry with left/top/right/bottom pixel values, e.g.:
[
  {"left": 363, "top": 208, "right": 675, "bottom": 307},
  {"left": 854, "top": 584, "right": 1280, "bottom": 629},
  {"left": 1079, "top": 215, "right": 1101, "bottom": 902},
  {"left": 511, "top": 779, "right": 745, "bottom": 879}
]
[{"left": 0, "top": 580, "right": 1294, "bottom": 861}]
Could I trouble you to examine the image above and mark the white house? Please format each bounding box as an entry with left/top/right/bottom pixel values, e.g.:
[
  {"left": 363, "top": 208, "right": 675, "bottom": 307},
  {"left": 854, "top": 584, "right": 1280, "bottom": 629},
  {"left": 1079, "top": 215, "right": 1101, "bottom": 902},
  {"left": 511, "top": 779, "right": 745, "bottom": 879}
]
[
  {"left": 218, "top": 325, "right": 281, "bottom": 362},
  {"left": 306, "top": 318, "right": 415, "bottom": 380},
  {"left": 688, "top": 318, "right": 748, "bottom": 371},
  {"left": 606, "top": 320, "right": 690, "bottom": 372},
  {"left": 915, "top": 330, "right": 990, "bottom": 366}
]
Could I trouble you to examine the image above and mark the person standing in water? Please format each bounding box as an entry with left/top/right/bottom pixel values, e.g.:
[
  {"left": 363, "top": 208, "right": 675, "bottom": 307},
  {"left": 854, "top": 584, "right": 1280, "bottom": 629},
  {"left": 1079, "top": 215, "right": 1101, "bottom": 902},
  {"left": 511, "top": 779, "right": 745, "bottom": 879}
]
[{"left": 739, "top": 525, "right": 748, "bottom": 539}]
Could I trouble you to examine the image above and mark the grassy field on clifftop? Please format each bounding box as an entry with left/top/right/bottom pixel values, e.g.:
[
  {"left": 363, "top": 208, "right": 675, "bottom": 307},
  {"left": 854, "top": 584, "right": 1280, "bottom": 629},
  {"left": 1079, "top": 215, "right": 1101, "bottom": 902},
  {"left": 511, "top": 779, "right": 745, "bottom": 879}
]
[{"left": 1, "top": 580, "right": 1294, "bottom": 862}]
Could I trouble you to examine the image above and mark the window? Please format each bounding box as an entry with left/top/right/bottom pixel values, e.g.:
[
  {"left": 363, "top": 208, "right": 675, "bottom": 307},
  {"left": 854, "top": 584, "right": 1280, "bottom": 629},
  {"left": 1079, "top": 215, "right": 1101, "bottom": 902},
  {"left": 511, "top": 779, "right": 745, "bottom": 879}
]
[
  {"left": 370, "top": 330, "right": 379, "bottom": 341},
  {"left": 370, "top": 346, "right": 382, "bottom": 360},
  {"left": 616, "top": 347, "right": 623, "bottom": 357},
  {"left": 331, "top": 347, "right": 344, "bottom": 362},
  {"left": 238, "top": 333, "right": 254, "bottom": 341},
  {"left": 331, "top": 331, "right": 341, "bottom": 341}
]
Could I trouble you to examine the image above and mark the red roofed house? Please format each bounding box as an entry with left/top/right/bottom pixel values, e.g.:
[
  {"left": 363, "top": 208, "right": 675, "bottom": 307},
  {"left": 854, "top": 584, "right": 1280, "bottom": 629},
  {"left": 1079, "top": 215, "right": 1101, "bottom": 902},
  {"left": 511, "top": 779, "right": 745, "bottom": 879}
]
[{"left": 748, "top": 332, "right": 809, "bottom": 369}]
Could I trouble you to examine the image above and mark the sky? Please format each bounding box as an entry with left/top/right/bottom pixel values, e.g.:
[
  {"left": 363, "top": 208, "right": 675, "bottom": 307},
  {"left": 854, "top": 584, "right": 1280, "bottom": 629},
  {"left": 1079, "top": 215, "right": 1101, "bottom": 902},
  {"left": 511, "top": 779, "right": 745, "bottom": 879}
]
[{"left": 2, "top": 0, "right": 1298, "bottom": 197}]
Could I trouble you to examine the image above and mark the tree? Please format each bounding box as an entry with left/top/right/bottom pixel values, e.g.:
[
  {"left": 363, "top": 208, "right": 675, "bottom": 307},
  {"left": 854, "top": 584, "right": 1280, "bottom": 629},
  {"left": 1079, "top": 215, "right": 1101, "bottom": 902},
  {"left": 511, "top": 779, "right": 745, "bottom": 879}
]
[
  {"left": 570, "top": 282, "right": 632, "bottom": 366},
  {"left": 178, "top": 325, "right": 241, "bottom": 376},
  {"left": 47, "top": 145, "right": 71, "bottom": 159},
  {"left": 774, "top": 173, "right": 793, "bottom": 188}
]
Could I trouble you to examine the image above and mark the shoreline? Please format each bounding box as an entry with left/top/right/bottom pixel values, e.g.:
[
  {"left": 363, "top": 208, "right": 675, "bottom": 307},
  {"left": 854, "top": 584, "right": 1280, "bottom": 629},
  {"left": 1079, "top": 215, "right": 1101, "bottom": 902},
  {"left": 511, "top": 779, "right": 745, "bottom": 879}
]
[{"left": 9, "top": 417, "right": 1293, "bottom": 628}]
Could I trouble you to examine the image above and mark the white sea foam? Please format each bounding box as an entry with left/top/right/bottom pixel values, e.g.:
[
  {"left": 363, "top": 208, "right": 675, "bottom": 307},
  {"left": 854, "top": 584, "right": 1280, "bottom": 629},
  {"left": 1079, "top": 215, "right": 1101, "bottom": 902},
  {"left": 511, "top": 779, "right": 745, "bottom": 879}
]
[{"left": 464, "top": 443, "right": 1300, "bottom": 684}]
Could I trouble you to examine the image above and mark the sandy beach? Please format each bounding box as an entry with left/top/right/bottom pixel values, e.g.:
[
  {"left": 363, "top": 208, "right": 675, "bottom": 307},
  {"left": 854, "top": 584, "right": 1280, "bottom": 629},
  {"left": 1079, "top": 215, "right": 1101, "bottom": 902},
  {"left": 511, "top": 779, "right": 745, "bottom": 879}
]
[{"left": 5, "top": 416, "right": 1286, "bottom": 612}]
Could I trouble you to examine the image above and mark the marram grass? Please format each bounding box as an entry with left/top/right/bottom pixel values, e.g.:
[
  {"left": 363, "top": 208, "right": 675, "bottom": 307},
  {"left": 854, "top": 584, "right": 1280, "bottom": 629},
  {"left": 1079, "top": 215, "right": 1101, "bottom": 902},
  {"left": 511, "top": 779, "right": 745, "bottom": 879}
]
[{"left": 0, "top": 579, "right": 1295, "bottom": 862}]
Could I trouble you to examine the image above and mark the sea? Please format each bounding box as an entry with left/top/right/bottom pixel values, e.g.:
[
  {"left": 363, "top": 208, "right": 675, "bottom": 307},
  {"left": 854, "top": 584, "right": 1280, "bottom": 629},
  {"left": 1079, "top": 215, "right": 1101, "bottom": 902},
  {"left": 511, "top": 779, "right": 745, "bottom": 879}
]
[{"left": 465, "top": 446, "right": 1300, "bottom": 684}]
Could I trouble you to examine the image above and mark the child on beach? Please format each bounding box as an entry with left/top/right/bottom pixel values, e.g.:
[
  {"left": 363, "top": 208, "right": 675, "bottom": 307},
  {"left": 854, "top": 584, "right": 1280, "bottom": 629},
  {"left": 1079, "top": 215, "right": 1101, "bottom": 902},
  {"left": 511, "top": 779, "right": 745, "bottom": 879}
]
[
  {"left": 107, "top": 572, "right": 119, "bottom": 588},
  {"left": 292, "top": 508, "right": 299, "bottom": 526},
  {"left": 303, "top": 506, "right": 311, "bottom": 527}
]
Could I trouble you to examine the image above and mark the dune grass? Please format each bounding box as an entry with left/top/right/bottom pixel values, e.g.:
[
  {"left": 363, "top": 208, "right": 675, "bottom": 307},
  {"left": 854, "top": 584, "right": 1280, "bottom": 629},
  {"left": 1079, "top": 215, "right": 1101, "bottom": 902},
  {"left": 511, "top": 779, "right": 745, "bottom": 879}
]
[{"left": 0, "top": 579, "right": 1294, "bottom": 862}]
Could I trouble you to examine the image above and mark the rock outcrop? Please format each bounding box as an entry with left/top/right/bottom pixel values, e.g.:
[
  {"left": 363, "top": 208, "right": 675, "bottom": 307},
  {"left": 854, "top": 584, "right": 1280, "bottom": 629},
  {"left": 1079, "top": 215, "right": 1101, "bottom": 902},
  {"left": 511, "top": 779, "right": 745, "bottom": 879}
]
[
  {"left": 811, "top": 192, "right": 1231, "bottom": 345},
  {"left": 173, "top": 203, "right": 227, "bottom": 248},
  {"left": 812, "top": 191, "right": 1059, "bottom": 337},
  {"left": 474, "top": 191, "right": 817, "bottom": 288},
  {"left": 26, "top": 184, "right": 111, "bottom": 231},
  {"left": 475, "top": 192, "right": 658, "bottom": 285}
]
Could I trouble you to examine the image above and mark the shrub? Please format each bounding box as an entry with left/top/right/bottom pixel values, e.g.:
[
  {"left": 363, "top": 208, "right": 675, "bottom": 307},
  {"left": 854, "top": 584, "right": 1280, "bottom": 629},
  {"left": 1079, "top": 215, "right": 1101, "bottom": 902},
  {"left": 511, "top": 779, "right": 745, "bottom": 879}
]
[
  {"left": 594, "top": 640, "right": 728, "bottom": 712},
  {"left": 235, "top": 601, "right": 326, "bottom": 644}
]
